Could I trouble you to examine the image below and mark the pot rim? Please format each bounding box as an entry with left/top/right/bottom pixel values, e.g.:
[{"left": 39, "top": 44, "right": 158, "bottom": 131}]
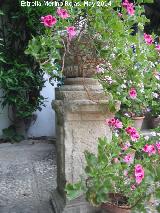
[
  {"left": 132, "top": 116, "right": 145, "bottom": 120},
  {"left": 101, "top": 202, "right": 131, "bottom": 210}
]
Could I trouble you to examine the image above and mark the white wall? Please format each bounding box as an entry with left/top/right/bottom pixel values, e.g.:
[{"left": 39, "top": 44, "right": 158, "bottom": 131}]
[
  {"left": 0, "top": 89, "right": 12, "bottom": 136},
  {"left": 27, "top": 74, "right": 56, "bottom": 138},
  {"left": 0, "top": 75, "right": 56, "bottom": 138}
]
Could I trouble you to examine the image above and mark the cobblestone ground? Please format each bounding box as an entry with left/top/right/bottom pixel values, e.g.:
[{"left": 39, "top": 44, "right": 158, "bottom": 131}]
[{"left": 0, "top": 140, "right": 57, "bottom": 213}]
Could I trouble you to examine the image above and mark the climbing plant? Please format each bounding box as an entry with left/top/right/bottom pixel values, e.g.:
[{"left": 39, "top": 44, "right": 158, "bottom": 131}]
[{"left": 0, "top": 0, "right": 52, "bottom": 120}]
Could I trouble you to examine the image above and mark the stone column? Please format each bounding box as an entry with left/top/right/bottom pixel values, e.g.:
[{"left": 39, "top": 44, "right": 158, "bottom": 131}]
[{"left": 51, "top": 78, "right": 119, "bottom": 213}]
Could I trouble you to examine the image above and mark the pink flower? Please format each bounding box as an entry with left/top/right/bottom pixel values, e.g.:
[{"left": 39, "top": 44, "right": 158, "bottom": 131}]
[
  {"left": 66, "top": 26, "right": 76, "bottom": 40},
  {"left": 144, "top": 33, "right": 153, "bottom": 45},
  {"left": 122, "top": 0, "right": 129, "bottom": 9},
  {"left": 143, "top": 144, "right": 156, "bottom": 156},
  {"left": 41, "top": 15, "right": 57, "bottom": 27},
  {"left": 124, "top": 170, "right": 128, "bottom": 177},
  {"left": 155, "top": 142, "right": 160, "bottom": 154},
  {"left": 130, "top": 132, "right": 140, "bottom": 142},
  {"left": 96, "top": 65, "right": 104, "bottom": 73},
  {"left": 131, "top": 184, "right": 136, "bottom": 191},
  {"left": 126, "top": 126, "right": 134, "bottom": 134},
  {"left": 122, "top": 0, "right": 135, "bottom": 16},
  {"left": 156, "top": 45, "right": 160, "bottom": 51},
  {"left": 57, "top": 8, "right": 70, "bottom": 19},
  {"left": 129, "top": 88, "right": 137, "bottom": 99},
  {"left": 118, "top": 12, "right": 122, "bottom": 17},
  {"left": 123, "top": 154, "right": 134, "bottom": 164},
  {"left": 126, "top": 3, "right": 135, "bottom": 16},
  {"left": 107, "top": 118, "right": 123, "bottom": 129},
  {"left": 113, "top": 158, "right": 119, "bottom": 163},
  {"left": 125, "top": 127, "right": 140, "bottom": 142},
  {"left": 122, "top": 142, "right": 131, "bottom": 151},
  {"left": 115, "top": 119, "right": 123, "bottom": 129},
  {"left": 135, "top": 164, "right": 144, "bottom": 185}
]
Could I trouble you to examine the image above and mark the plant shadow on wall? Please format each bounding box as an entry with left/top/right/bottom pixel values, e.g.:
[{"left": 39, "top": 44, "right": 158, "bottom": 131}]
[{"left": 0, "top": 0, "right": 58, "bottom": 141}]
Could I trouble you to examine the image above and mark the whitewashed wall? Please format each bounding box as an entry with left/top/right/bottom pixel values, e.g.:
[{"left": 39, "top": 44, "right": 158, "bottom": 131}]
[
  {"left": 0, "top": 89, "right": 11, "bottom": 136},
  {"left": 27, "top": 74, "right": 56, "bottom": 138},
  {"left": 0, "top": 75, "right": 56, "bottom": 138}
]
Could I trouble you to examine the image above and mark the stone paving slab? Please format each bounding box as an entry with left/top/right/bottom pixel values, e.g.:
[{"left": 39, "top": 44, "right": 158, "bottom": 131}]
[{"left": 0, "top": 141, "right": 57, "bottom": 213}]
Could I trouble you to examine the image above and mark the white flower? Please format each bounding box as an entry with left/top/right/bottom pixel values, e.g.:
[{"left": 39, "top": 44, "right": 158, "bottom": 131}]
[
  {"left": 124, "top": 113, "right": 130, "bottom": 117},
  {"left": 157, "top": 133, "right": 160, "bottom": 136},
  {"left": 114, "top": 132, "right": 119, "bottom": 137},
  {"left": 110, "top": 53, "right": 116, "bottom": 58},
  {"left": 144, "top": 136, "right": 149, "bottom": 141},
  {"left": 121, "top": 84, "right": 127, "bottom": 89},
  {"left": 140, "top": 88, "right": 144, "bottom": 93},
  {"left": 152, "top": 92, "right": 159, "bottom": 98},
  {"left": 138, "top": 82, "right": 144, "bottom": 88},
  {"left": 151, "top": 132, "right": 156, "bottom": 137},
  {"left": 155, "top": 74, "right": 160, "bottom": 80},
  {"left": 104, "top": 76, "right": 113, "bottom": 84}
]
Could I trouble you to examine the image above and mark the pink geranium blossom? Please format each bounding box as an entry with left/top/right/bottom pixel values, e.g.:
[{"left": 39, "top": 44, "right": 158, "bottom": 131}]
[
  {"left": 126, "top": 3, "right": 135, "bottom": 16},
  {"left": 118, "top": 12, "right": 122, "bottom": 17},
  {"left": 107, "top": 118, "right": 123, "bottom": 129},
  {"left": 41, "top": 15, "right": 57, "bottom": 27},
  {"left": 130, "top": 132, "right": 140, "bottom": 142},
  {"left": 126, "top": 126, "right": 134, "bottom": 134},
  {"left": 143, "top": 144, "right": 156, "bottom": 156},
  {"left": 66, "top": 26, "right": 76, "bottom": 40},
  {"left": 144, "top": 33, "right": 153, "bottom": 45},
  {"left": 124, "top": 170, "right": 128, "bottom": 177},
  {"left": 122, "top": 0, "right": 135, "bottom": 16},
  {"left": 131, "top": 184, "right": 136, "bottom": 191},
  {"left": 135, "top": 164, "right": 145, "bottom": 185},
  {"left": 122, "top": 0, "right": 129, "bottom": 8},
  {"left": 129, "top": 88, "right": 137, "bottom": 99},
  {"left": 123, "top": 154, "right": 134, "bottom": 164},
  {"left": 156, "top": 142, "right": 160, "bottom": 154},
  {"left": 57, "top": 8, "right": 70, "bottom": 19},
  {"left": 156, "top": 45, "right": 160, "bottom": 51},
  {"left": 113, "top": 158, "right": 119, "bottom": 163},
  {"left": 96, "top": 65, "right": 104, "bottom": 73},
  {"left": 125, "top": 127, "right": 140, "bottom": 142},
  {"left": 122, "top": 141, "right": 131, "bottom": 151}
]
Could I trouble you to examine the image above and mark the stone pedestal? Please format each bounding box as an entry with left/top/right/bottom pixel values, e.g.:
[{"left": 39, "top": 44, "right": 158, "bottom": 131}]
[{"left": 51, "top": 78, "right": 119, "bottom": 213}]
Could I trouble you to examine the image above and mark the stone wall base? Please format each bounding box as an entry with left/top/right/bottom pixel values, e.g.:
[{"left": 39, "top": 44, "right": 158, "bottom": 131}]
[{"left": 51, "top": 190, "right": 101, "bottom": 213}]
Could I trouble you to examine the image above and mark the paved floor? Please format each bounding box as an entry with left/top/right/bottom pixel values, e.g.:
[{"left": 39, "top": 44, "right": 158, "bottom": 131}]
[{"left": 0, "top": 140, "right": 57, "bottom": 213}]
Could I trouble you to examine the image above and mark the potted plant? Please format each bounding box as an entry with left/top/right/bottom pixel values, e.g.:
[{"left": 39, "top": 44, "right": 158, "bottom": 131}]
[
  {"left": 96, "top": 48, "right": 159, "bottom": 129},
  {"left": 25, "top": 1, "right": 158, "bottom": 81},
  {"left": 148, "top": 73, "right": 160, "bottom": 129},
  {"left": 66, "top": 118, "right": 160, "bottom": 212}
]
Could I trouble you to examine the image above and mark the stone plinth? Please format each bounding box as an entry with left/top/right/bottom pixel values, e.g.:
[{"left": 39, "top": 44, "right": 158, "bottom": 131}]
[{"left": 51, "top": 78, "right": 119, "bottom": 213}]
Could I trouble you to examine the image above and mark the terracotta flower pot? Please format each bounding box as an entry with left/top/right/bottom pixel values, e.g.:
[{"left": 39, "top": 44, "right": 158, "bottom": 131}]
[
  {"left": 132, "top": 116, "right": 145, "bottom": 130},
  {"left": 60, "top": 34, "right": 103, "bottom": 78},
  {"left": 101, "top": 193, "right": 131, "bottom": 213},
  {"left": 101, "top": 203, "right": 131, "bottom": 213}
]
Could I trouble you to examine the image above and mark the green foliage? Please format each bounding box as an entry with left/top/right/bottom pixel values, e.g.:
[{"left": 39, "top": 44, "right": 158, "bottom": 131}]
[
  {"left": 25, "top": 0, "right": 160, "bottom": 117},
  {"left": 0, "top": 63, "right": 45, "bottom": 118},
  {"left": 65, "top": 182, "right": 83, "bottom": 200},
  {"left": 0, "top": 0, "right": 46, "bottom": 119},
  {"left": 66, "top": 127, "right": 160, "bottom": 211},
  {"left": 2, "top": 125, "right": 24, "bottom": 143}
]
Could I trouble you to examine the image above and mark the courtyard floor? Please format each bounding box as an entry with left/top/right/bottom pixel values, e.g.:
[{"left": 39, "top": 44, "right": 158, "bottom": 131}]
[{"left": 0, "top": 140, "right": 56, "bottom": 213}]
